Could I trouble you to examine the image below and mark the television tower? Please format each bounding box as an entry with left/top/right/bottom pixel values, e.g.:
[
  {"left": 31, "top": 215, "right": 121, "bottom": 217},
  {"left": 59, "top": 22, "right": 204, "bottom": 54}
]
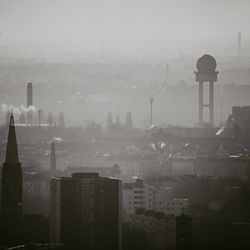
[{"left": 194, "top": 55, "right": 218, "bottom": 127}]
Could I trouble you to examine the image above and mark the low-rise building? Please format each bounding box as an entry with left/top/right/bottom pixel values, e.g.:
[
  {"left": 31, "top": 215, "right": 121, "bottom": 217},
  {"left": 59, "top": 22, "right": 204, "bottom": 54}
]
[{"left": 123, "top": 178, "right": 189, "bottom": 221}]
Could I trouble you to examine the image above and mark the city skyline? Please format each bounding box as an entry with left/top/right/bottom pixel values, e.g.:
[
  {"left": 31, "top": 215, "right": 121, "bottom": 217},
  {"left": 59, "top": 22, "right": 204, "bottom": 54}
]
[{"left": 0, "top": 1, "right": 250, "bottom": 249}]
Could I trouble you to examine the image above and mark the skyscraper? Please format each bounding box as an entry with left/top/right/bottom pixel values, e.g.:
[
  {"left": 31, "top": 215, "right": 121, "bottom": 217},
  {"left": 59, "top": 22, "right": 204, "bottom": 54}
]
[
  {"left": 1, "top": 114, "right": 22, "bottom": 216},
  {"left": 50, "top": 172, "right": 122, "bottom": 250}
]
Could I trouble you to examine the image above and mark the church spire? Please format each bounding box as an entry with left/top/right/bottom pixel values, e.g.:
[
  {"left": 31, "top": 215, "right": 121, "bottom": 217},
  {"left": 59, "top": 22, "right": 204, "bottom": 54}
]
[
  {"left": 5, "top": 113, "right": 19, "bottom": 164},
  {"left": 1, "top": 113, "right": 23, "bottom": 216}
]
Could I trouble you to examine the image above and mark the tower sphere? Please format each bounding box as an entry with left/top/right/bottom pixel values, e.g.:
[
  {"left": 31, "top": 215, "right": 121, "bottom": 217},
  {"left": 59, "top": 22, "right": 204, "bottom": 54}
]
[{"left": 196, "top": 54, "right": 217, "bottom": 72}]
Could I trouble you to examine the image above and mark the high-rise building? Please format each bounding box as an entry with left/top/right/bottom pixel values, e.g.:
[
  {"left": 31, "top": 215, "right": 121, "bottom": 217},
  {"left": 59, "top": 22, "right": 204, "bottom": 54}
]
[
  {"left": 1, "top": 114, "right": 22, "bottom": 216},
  {"left": 27, "top": 82, "right": 33, "bottom": 108},
  {"left": 50, "top": 172, "right": 122, "bottom": 250},
  {"left": 58, "top": 111, "right": 65, "bottom": 128},
  {"left": 116, "top": 114, "right": 120, "bottom": 125}
]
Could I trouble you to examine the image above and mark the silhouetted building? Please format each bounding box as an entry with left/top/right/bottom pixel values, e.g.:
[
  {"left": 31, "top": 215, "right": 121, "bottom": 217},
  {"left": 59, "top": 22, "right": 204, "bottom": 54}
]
[
  {"left": 47, "top": 112, "right": 54, "bottom": 126},
  {"left": 50, "top": 172, "right": 122, "bottom": 250},
  {"left": 116, "top": 114, "right": 120, "bottom": 125},
  {"left": 195, "top": 55, "right": 218, "bottom": 127},
  {"left": 50, "top": 142, "right": 56, "bottom": 176},
  {"left": 106, "top": 112, "right": 113, "bottom": 131},
  {"left": 19, "top": 113, "right": 26, "bottom": 124},
  {"left": 232, "top": 105, "right": 250, "bottom": 129},
  {"left": 125, "top": 111, "right": 133, "bottom": 128},
  {"left": 58, "top": 111, "right": 65, "bottom": 128},
  {"left": 176, "top": 214, "right": 192, "bottom": 250},
  {"left": 1, "top": 114, "right": 22, "bottom": 216}
]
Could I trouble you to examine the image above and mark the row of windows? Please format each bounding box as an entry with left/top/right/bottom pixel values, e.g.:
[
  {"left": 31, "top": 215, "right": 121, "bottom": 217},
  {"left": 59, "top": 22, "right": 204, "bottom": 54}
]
[
  {"left": 134, "top": 190, "right": 144, "bottom": 194},
  {"left": 134, "top": 201, "right": 144, "bottom": 205}
]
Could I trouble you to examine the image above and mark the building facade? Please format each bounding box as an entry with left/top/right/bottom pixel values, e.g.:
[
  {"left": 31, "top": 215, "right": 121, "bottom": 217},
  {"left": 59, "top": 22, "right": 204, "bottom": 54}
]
[
  {"left": 50, "top": 172, "right": 122, "bottom": 250},
  {"left": 123, "top": 178, "right": 189, "bottom": 221}
]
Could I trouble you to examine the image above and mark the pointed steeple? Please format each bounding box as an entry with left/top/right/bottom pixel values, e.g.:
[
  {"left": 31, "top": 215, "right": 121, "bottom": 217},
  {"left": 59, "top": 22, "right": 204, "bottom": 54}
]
[{"left": 5, "top": 113, "right": 19, "bottom": 164}]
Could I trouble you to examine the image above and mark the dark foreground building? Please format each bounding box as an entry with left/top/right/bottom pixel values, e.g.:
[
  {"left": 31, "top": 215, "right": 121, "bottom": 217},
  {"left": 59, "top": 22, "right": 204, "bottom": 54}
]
[
  {"left": 0, "top": 114, "right": 49, "bottom": 247},
  {"left": 0, "top": 215, "right": 49, "bottom": 247},
  {"left": 50, "top": 172, "right": 122, "bottom": 250}
]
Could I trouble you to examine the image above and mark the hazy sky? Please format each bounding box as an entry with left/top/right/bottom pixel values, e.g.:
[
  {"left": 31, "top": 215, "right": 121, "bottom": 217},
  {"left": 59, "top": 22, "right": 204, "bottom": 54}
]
[{"left": 0, "top": 0, "right": 250, "bottom": 54}]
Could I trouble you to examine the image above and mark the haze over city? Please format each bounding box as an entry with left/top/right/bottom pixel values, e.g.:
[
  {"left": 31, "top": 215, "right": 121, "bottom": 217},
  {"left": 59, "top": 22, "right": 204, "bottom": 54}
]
[
  {"left": 1, "top": 1, "right": 250, "bottom": 250},
  {"left": 1, "top": 0, "right": 250, "bottom": 56}
]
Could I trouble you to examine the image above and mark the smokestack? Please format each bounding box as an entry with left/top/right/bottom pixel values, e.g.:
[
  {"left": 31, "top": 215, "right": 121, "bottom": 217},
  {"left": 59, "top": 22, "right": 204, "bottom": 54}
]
[
  {"left": 27, "top": 82, "right": 33, "bottom": 125},
  {"left": 238, "top": 32, "right": 242, "bottom": 56},
  {"left": 27, "top": 82, "right": 33, "bottom": 108},
  {"left": 50, "top": 142, "right": 56, "bottom": 176},
  {"left": 38, "top": 109, "right": 41, "bottom": 126}
]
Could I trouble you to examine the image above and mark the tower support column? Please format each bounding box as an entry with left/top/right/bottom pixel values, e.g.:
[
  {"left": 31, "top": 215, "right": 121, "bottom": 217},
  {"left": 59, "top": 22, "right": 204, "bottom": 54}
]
[
  {"left": 209, "top": 81, "right": 214, "bottom": 126},
  {"left": 195, "top": 54, "right": 218, "bottom": 127},
  {"left": 199, "top": 82, "right": 203, "bottom": 126}
]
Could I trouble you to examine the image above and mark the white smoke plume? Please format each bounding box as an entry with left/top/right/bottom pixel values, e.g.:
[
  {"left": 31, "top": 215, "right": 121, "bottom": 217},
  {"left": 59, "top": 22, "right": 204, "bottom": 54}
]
[{"left": 0, "top": 103, "right": 37, "bottom": 124}]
